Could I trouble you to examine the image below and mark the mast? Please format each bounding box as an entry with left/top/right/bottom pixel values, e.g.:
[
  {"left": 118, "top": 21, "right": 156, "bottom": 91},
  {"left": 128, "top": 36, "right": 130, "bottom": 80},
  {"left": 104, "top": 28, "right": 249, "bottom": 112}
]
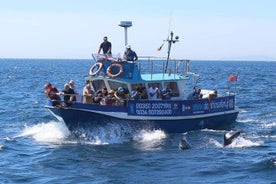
[
  {"left": 119, "top": 21, "right": 133, "bottom": 46},
  {"left": 165, "top": 31, "right": 179, "bottom": 72}
]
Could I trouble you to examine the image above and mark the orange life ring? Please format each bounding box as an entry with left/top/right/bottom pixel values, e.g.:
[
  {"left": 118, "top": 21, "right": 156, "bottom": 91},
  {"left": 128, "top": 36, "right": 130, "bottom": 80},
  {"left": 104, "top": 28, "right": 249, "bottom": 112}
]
[
  {"left": 89, "top": 62, "right": 103, "bottom": 76},
  {"left": 106, "top": 63, "right": 123, "bottom": 78}
]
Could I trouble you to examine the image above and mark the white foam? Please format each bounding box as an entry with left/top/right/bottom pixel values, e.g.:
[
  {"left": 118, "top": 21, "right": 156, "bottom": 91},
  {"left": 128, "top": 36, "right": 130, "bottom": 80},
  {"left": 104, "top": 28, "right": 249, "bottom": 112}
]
[
  {"left": 209, "top": 138, "right": 223, "bottom": 148},
  {"left": 227, "top": 137, "right": 263, "bottom": 148},
  {"left": 133, "top": 129, "right": 167, "bottom": 151},
  {"left": 263, "top": 122, "right": 276, "bottom": 128},
  {"left": 19, "top": 121, "right": 70, "bottom": 144},
  {"left": 133, "top": 129, "right": 166, "bottom": 143}
]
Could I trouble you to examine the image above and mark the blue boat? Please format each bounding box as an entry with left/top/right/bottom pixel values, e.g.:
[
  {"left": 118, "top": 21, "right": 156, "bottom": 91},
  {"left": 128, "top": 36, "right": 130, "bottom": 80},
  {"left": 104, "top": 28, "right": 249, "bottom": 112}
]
[{"left": 45, "top": 24, "right": 239, "bottom": 133}]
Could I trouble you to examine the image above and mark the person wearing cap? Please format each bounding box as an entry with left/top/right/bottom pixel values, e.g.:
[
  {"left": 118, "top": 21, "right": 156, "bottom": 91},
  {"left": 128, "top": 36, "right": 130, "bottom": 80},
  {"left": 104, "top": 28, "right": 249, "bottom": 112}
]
[
  {"left": 114, "top": 87, "right": 127, "bottom": 106},
  {"left": 124, "top": 44, "right": 138, "bottom": 61},
  {"left": 98, "top": 36, "right": 112, "bottom": 55}
]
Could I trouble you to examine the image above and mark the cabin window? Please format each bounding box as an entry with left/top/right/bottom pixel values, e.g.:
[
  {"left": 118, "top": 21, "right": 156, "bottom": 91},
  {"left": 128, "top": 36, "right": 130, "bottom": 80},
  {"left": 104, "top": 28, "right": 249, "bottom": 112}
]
[
  {"left": 164, "top": 82, "right": 179, "bottom": 97},
  {"left": 91, "top": 79, "right": 106, "bottom": 91},
  {"left": 130, "top": 83, "right": 145, "bottom": 91}
]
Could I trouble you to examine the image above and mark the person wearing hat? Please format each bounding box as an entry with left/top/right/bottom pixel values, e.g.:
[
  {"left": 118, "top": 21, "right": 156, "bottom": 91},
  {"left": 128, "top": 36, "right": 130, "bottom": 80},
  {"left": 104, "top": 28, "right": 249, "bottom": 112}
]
[
  {"left": 98, "top": 36, "right": 112, "bottom": 55},
  {"left": 124, "top": 44, "right": 138, "bottom": 61}
]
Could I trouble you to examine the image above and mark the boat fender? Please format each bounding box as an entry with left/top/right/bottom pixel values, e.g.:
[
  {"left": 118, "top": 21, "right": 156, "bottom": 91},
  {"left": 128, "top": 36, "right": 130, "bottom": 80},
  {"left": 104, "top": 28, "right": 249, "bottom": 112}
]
[
  {"left": 106, "top": 63, "right": 123, "bottom": 78},
  {"left": 89, "top": 62, "right": 103, "bottom": 76}
]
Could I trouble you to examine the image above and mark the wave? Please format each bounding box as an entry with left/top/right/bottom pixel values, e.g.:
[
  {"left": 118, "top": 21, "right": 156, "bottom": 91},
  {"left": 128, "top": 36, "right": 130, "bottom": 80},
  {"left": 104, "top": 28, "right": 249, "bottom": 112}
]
[
  {"left": 17, "top": 121, "right": 70, "bottom": 144},
  {"left": 17, "top": 121, "right": 167, "bottom": 148}
]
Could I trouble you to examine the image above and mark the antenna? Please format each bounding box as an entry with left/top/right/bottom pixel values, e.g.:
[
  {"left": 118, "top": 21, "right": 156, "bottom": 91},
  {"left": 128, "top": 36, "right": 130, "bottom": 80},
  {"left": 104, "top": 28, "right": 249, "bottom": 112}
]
[
  {"left": 119, "top": 21, "right": 132, "bottom": 46},
  {"left": 165, "top": 31, "right": 179, "bottom": 72}
]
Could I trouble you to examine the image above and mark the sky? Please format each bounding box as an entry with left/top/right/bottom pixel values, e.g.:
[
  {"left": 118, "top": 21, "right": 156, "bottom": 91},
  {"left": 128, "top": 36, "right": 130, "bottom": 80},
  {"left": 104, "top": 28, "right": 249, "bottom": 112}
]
[{"left": 1, "top": 0, "right": 276, "bottom": 60}]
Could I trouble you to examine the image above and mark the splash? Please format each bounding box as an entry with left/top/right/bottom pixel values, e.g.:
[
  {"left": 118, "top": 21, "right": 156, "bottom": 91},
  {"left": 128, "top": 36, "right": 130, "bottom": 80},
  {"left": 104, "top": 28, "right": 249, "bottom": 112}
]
[
  {"left": 209, "top": 136, "right": 263, "bottom": 148},
  {"left": 70, "top": 123, "right": 134, "bottom": 145},
  {"left": 226, "top": 137, "right": 263, "bottom": 148},
  {"left": 133, "top": 129, "right": 166, "bottom": 142},
  {"left": 133, "top": 129, "right": 167, "bottom": 150},
  {"left": 18, "top": 121, "right": 70, "bottom": 144}
]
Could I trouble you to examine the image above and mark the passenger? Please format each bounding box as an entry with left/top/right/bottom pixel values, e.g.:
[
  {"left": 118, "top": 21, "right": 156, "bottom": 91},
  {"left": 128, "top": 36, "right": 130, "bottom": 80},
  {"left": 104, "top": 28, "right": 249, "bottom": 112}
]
[
  {"left": 131, "top": 86, "right": 141, "bottom": 100},
  {"left": 44, "top": 82, "right": 61, "bottom": 106},
  {"left": 148, "top": 83, "right": 159, "bottom": 100},
  {"left": 103, "top": 89, "right": 116, "bottom": 105},
  {"left": 124, "top": 44, "right": 138, "bottom": 61},
  {"left": 101, "top": 87, "right": 108, "bottom": 97},
  {"left": 161, "top": 84, "right": 173, "bottom": 100},
  {"left": 82, "top": 83, "right": 94, "bottom": 104},
  {"left": 93, "top": 90, "right": 103, "bottom": 104},
  {"left": 114, "top": 87, "right": 127, "bottom": 106},
  {"left": 69, "top": 79, "right": 80, "bottom": 102},
  {"left": 140, "top": 87, "right": 148, "bottom": 100},
  {"left": 193, "top": 88, "right": 203, "bottom": 100},
  {"left": 98, "top": 36, "right": 112, "bottom": 55},
  {"left": 61, "top": 83, "right": 76, "bottom": 106},
  {"left": 82, "top": 80, "right": 95, "bottom": 95},
  {"left": 208, "top": 90, "right": 218, "bottom": 100}
]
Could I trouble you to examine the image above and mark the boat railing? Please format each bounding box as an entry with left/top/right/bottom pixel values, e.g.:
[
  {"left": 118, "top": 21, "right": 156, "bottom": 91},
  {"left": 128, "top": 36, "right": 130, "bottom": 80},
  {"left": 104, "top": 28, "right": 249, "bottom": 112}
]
[
  {"left": 91, "top": 53, "right": 194, "bottom": 79},
  {"left": 136, "top": 56, "right": 191, "bottom": 79}
]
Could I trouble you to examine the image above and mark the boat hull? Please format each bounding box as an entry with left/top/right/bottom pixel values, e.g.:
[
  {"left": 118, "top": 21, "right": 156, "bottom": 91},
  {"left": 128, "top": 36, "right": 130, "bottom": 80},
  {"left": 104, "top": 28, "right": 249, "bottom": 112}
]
[{"left": 46, "top": 105, "right": 239, "bottom": 133}]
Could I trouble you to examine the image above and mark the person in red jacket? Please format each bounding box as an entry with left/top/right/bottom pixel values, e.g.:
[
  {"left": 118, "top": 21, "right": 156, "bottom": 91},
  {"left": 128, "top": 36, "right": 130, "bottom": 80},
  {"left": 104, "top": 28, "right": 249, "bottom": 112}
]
[{"left": 44, "top": 82, "right": 61, "bottom": 106}]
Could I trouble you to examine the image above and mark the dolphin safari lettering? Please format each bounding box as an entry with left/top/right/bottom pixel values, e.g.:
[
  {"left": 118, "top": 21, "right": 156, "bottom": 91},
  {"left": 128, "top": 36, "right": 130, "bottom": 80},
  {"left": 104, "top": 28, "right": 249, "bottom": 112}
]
[{"left": 128, "top": 96, "right": 235, "bottom": 116}]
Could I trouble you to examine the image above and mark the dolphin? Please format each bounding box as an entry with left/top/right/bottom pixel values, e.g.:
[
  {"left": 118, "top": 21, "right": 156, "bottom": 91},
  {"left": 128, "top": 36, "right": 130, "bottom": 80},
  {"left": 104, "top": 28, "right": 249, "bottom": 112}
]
[
  {"left": 223, "top": 130, "right": 245, "bottom": 147},
  {"left": 178, "top": 136, "right": 191, "bottom": 150}
]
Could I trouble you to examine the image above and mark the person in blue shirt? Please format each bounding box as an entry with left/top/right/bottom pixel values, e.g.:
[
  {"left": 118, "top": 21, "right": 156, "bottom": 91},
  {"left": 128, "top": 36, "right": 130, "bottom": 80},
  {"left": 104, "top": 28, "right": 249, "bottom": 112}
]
[
  {"left": 161, "top": 84, "right": 173, "bottom": 100},
  {"left": 124, "top": 44, "right": 138, "bottom": 61}
]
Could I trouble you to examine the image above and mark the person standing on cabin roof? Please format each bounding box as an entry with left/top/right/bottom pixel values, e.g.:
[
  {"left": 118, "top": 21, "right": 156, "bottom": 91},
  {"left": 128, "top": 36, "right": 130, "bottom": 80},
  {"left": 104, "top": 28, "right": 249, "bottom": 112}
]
[
  {"left": 124, "top": 44, "right": 138, "bottom": 61},
  {"left": 98, "top": 36, "right": 112, "bottom": 55}
]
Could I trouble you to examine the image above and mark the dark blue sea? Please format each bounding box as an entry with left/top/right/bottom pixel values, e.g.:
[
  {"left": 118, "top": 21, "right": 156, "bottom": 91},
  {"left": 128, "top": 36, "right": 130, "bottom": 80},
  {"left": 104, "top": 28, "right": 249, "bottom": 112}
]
[{"left": 0, "top": 59, "right": 275, "bottom": 184}]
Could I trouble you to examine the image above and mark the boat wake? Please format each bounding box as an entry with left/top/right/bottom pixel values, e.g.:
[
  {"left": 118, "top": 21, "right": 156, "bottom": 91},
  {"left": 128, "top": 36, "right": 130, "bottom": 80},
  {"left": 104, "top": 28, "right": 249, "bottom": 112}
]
[{"left": 18, "top": 121, "right": 167, "bottom": 147}]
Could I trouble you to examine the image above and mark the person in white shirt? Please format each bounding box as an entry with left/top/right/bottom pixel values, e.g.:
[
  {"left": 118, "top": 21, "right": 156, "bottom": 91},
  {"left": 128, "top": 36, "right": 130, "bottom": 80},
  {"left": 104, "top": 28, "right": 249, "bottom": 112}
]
[{"left": 148, "top": 83, "right": 159, "bottom": 100}]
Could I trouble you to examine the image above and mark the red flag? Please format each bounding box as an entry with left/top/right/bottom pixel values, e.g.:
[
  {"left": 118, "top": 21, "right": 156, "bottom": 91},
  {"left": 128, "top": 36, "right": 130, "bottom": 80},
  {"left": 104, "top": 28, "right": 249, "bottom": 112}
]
[
  {"left": 157, "top": 43, "right": 164, "bottom": 51},
  {"left": 229, "top": 75, "right": 238, "bottom": 82}
]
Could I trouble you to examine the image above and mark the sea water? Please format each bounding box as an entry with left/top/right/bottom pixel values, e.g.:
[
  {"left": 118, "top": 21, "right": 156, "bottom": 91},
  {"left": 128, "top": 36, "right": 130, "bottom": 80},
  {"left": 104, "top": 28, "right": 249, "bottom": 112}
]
[{"left": 0, "top": 59, "right": 275, "bottom": 183}]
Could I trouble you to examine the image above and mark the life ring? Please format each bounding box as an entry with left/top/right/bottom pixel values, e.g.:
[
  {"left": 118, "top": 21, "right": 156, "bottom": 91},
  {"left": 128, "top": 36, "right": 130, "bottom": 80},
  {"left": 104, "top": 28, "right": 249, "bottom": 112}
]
[
  {"left": 106, "top": 63, "right": 123, "bottom": 78},
  {"left": 89, "top": 62, "right": 103, "bottom": 76}
]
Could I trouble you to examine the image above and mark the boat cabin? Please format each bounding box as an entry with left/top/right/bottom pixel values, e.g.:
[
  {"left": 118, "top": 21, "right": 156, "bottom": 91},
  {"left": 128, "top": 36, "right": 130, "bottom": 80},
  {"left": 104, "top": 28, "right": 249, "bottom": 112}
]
[{"left": 85, "top": 54, "right": 199, "bottom": 102}]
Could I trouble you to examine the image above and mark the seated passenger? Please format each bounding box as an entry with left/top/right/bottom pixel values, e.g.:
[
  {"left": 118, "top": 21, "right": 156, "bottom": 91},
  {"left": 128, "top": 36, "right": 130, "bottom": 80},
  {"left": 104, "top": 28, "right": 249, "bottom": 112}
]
[
  {"left": 208, "top": 90, "right": 218, "bottom": 100},
  {"left": 44, "top": 82, "right": 61, "bottom": 106},
  {"left": 61, "top": 83, "right": 76, "bottom": 106},
  {"left": 140, "top": 87, "right": 148, "bottom": 100},
  {"left": 161, "top": 85, "right": 173, "bottom": 100},
  {"left": 131, "top": 86, "right": 141, "bottom": 100},
  {"left": 102, "top": 89, "right": 116, "bottom": 105},
  {"left": 115, "top": 87, "right": 127, "bottom": 106},
  {"left": 93, "top": 90, "right": 103, "bottom": 104},
  {"left": 193, "top": 88, "right": 203, "bottom": 100},
  {"left": 148, "top": 83, "right": 159, "bottom": 100},
  {"left": 83, "top": 84, "right": 94, "bottom": 104}
]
